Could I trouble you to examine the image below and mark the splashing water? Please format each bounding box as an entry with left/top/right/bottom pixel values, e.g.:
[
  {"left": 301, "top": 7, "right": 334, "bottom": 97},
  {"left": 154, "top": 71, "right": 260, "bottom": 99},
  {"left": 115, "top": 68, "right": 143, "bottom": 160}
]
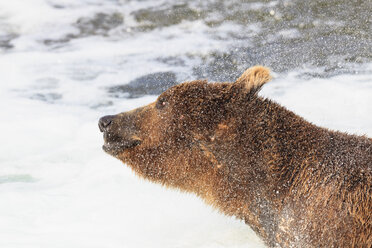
[{"left": 0, "top": 0, "right": 371, "bottom": 247}]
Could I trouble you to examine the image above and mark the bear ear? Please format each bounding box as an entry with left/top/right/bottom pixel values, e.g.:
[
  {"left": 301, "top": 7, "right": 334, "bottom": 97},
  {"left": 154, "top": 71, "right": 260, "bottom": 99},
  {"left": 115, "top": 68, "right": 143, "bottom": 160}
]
[{"left": 234, "top": 66, "right": 271, "bottom": 94}]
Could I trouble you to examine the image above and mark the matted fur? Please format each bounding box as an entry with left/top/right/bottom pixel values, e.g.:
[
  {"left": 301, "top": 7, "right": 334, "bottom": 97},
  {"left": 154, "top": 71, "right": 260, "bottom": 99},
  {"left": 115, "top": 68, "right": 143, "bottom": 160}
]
[{"left": 100, "top": 66, "right": 371, "bottom": 248}]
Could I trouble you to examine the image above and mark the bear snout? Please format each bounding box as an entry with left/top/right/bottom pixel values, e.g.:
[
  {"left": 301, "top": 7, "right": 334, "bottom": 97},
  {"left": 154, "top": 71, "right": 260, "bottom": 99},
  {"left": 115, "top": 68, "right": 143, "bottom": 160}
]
[
  {"left": 99, "top": 113, "right": 143, "bottom": 155},
  {"left": 98, "top": 115, "right": 115, "bottom": 132}
]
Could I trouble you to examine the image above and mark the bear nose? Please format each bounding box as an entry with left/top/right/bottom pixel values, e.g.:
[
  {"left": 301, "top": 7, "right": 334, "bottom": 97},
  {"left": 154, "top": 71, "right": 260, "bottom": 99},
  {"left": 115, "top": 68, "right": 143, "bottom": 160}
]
[{"left": 99, "top": 115, "right": 114, "bottom": 132}]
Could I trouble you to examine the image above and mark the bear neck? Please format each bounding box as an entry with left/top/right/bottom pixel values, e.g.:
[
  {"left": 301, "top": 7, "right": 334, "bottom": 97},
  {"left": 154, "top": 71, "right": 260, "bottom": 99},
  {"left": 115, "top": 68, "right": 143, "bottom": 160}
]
[{"left": 196, "top": 96, "right": 332, "bottom": 246}]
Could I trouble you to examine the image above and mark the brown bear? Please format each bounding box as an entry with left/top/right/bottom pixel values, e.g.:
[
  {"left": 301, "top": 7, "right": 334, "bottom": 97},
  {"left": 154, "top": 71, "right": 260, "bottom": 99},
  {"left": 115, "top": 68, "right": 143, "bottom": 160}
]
[{"left": 99, "top": 66, "right": 371, "bottom": 248}]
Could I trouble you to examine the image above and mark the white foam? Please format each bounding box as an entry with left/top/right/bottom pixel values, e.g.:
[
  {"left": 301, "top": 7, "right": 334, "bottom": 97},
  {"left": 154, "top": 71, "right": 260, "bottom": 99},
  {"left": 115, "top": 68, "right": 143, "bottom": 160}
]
[{"left": 261, "top": 67, "right": 372, "bottom": 136}]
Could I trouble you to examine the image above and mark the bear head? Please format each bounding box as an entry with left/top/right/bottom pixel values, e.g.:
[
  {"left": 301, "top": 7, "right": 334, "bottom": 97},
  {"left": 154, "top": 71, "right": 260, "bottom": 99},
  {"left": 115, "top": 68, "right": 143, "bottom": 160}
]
[{"left": 99, "top": 66, "right": 271, "bottom": 193}]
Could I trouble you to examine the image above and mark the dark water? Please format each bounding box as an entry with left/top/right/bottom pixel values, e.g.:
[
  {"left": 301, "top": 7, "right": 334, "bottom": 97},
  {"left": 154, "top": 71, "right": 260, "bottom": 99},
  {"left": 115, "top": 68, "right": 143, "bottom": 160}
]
[
  {"left": 1, "top": 0, "right": 371, "bottom": 98},
  {"left": 122, "top": 0, "right": 371, "bottom": 95},
  {"left": 107, "top": 0, "right": 371, "bottom": 95}
]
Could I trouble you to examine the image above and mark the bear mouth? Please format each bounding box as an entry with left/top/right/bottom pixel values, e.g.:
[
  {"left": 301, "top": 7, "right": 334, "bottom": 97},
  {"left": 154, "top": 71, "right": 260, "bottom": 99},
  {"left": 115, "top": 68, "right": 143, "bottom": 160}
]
[
  {"left": 102, "top": 139, "right": 142, "bottom": 155},
  {"left": 101, "top": 132, "right": 142, "bottom": 155}
]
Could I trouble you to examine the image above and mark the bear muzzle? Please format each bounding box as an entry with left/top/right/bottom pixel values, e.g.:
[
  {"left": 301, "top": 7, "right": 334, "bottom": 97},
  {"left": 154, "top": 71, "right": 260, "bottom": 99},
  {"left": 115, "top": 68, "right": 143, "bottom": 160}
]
[{"left": 99, "top": 114, "right": 142, "bottom": 155}]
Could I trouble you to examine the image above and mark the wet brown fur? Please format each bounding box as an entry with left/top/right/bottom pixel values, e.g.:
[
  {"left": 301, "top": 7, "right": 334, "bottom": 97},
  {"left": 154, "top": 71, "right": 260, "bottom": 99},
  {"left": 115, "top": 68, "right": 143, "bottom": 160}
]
[{"left": 101, "top": 66, "right": 372, "bottom": 248}]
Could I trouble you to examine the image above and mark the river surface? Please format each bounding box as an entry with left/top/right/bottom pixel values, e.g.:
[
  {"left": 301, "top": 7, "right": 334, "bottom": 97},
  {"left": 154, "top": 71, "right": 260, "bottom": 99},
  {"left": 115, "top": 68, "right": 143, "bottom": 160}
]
[{"left": 0, "top": 1, "right": 371, "bottom": 247}]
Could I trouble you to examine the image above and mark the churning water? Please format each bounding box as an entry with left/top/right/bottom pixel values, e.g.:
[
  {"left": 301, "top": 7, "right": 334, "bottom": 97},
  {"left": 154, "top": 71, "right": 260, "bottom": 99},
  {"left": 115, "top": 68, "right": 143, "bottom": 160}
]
[{"left": 0, "top": 0, "right": 371, "bottom": 247}]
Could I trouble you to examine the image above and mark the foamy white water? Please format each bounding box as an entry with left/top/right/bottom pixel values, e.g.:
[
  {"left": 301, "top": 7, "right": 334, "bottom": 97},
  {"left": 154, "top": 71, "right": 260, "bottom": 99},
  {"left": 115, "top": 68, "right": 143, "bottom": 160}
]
[{"left": 0, "top": 1, "right": 371, "bottom": 248}]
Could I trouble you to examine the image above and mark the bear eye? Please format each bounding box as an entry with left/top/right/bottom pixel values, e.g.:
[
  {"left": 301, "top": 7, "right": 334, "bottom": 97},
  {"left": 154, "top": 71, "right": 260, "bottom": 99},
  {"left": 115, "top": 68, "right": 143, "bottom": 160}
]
[{"left": 156, "top": 97, "right": 168, "bottom": 109}]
